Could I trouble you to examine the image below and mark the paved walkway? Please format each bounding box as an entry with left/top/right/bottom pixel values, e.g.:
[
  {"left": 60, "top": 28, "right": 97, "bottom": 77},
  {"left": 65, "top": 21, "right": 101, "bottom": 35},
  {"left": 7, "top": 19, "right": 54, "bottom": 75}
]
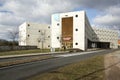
[
  {"left": 54, "top": 50, "right": 104, "bottom": 57},
  {"left": 0, "top": 51, "right": 68, "bottom": 59},
  {"left": 104, "top": 50, "right": 120, "bottom": 80},
  {"left": 0, "top": 49, "right": 104, "bottom": 59}
]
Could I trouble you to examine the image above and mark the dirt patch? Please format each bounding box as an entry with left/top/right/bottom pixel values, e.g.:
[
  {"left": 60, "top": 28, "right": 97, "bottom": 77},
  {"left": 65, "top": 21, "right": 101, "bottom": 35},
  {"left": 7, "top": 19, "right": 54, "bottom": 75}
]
[{"left": 104, "top": 50, "right": 120, "bottom": 80}]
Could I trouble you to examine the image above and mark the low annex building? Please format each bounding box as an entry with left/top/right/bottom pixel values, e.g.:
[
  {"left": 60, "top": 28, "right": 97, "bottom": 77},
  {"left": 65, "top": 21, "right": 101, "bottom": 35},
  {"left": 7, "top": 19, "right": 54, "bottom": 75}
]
[
  {"left": 19, "top": 22, "right": 51, "bottom": 49},
  {"left": 51, "top": 11, "right": 118, "bottom": 50}
]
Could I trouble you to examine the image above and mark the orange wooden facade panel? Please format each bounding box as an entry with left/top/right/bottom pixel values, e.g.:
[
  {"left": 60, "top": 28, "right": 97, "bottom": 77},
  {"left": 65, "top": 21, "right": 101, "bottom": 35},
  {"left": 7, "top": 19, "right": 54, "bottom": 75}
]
[
  {"left": 62, "top": 17, "right": 73, "bottom": 42},
  {"left": 118, "top": 40, "right": 120, "bottom": 44},
  {"left": 62, "top": 17, "right": 73, "bottom": 48}
]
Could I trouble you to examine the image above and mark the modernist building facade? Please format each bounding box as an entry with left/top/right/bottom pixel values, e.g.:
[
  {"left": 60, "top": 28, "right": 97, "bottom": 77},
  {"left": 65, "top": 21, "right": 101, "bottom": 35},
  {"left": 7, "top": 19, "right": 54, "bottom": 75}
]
[
  {"left": 51, "top": 11, "right": 118, "bottom": 50},
  {"left": 19, "top": 11, "right": 118, "bottom": 50},
  {"left": 19, "top": 22, "right": 51, "bottom": 49}
]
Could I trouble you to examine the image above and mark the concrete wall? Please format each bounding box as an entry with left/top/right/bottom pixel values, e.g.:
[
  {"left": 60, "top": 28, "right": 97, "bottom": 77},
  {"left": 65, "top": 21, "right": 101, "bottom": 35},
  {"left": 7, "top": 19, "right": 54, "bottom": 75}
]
[
  {"left": 51, "top": 14, "right": 61, "bottom": 48},
  {"left": 19, "top": 22, "right": 27, "bottom": 45},
  {"left": 19, "top": 22, "right": 51, "bottom": 49},
  {"left": 51, "top": 11, "right": 86, "bottom": 50}
]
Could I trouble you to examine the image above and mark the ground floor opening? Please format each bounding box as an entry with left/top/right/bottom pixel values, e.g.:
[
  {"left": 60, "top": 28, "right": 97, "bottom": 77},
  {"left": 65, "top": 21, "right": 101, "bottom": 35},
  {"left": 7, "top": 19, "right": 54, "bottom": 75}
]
[{"left": 87, "top": 39, "right": 110, "bottom": 49}]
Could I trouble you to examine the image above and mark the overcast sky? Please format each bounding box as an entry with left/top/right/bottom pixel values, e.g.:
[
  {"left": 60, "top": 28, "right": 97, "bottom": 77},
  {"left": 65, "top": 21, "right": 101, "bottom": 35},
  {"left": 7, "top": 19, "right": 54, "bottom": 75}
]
[{"left": 0, "top": 0, "right": 120, "bottom": 40}]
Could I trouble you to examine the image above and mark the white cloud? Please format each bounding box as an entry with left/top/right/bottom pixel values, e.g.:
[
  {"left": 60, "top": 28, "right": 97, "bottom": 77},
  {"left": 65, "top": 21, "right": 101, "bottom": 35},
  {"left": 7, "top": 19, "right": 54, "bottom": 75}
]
[
  {"left": 93, "top": 14, "right": 120, "bottom": 25},
  {"left": 0, "top": 0, "right": 78, "bottom": 40},
  {"left": 0, "top": 0, "right": 77, "bottom": 25},
  {"left": 0, "top": 12, "right": 24, "bottom": 26},
  {"left": 1, "top": 0, "right": 120, "bottom": 26},
  {"left": 0, "top": 0, "right": 120, "bottom": 40},
  {"left": 93, "top": 5, "right": 120, "bottom": 34},
  {"left": 0, "top": 24, "right": 18, "bottom": 40},
  {"left": 0, "top": 25, "right": 11, "bottom": 33}
]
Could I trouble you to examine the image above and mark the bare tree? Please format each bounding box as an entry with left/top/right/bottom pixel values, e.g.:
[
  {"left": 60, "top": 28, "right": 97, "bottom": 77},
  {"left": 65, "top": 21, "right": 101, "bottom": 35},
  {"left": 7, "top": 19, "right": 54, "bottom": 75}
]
[{"left": 7, "top": 28, "right": 18, "bottom": 46}]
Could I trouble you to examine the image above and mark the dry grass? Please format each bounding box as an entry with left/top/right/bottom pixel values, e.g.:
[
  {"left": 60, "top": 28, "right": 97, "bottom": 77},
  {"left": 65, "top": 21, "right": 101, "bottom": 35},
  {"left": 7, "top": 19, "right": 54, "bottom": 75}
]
[
  {"left": 0, "top": 55, "right": 52, "bottom": 67},
  {"left": 0, "top": 49, "right": 50, "bottom": 56},
  {"left": 27, "top": 55, "right": 105, "bottom": 80}
]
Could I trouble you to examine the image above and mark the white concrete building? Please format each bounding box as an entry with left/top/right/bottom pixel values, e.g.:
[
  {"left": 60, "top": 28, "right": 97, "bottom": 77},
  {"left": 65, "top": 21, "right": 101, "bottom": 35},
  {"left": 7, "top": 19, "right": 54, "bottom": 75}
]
[
  {"left": 51, "top": 11, "right": 118, "bottom": 50},
  {"left": 19, "top": 22, "right": 51, "bottom": 49}
]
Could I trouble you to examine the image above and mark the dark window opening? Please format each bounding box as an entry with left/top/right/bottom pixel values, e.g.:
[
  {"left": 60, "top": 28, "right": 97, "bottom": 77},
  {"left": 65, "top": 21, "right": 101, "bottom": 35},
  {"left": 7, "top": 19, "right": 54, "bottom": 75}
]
[
  {"left": 75, "top": 43, "right": 78, "bottom": 45},
  {"left": 75, "top": 15, "right": 78, "bottom": 17},
  {"left": 28, "top": 24, "right": 30, "bottom": 26},
  {"left": 65, "top": 15, "right": 68, "bottom": 16},
  {"left": 48, "top": 36, "right": 50, "bottom": 38},
  {"left": 48, "top": 45, "right": 50, "bottom": 47},
  {"left": 57, "top": 37, "right": 59, "bottom": 39},
  {"left": 28, "top": 34, "right": 30, "bottom": 37},
  {"left": 57, "top": 23, "right": 59, "bottom": 26},
  {"left": 48, "top": 26, "right": 50, "bottom": 28},
  {"left": 38, "top": 40, "right": 40, "bottom": 43},
  {"left": 75, "top": 28, "right": 78, "bottom": 31}
]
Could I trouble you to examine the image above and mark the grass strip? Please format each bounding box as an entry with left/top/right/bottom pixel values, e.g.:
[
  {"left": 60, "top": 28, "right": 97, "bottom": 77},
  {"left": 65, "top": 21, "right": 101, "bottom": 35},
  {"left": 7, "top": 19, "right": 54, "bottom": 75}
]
[
  {"left": 0, "top": 55, "right": 52, "bottom": 68},
  {"left": 0, "top": 49, "right": 50, "bottom": 56},
  {"left": 27, "top": 55, "right": 105, "bottom": 80}
]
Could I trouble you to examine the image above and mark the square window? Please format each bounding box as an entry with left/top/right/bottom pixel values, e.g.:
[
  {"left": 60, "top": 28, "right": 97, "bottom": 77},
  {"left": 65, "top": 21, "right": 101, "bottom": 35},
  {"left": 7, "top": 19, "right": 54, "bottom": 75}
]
[{"left": 65, "top": 15, "right": 68, "bottom": 16}]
